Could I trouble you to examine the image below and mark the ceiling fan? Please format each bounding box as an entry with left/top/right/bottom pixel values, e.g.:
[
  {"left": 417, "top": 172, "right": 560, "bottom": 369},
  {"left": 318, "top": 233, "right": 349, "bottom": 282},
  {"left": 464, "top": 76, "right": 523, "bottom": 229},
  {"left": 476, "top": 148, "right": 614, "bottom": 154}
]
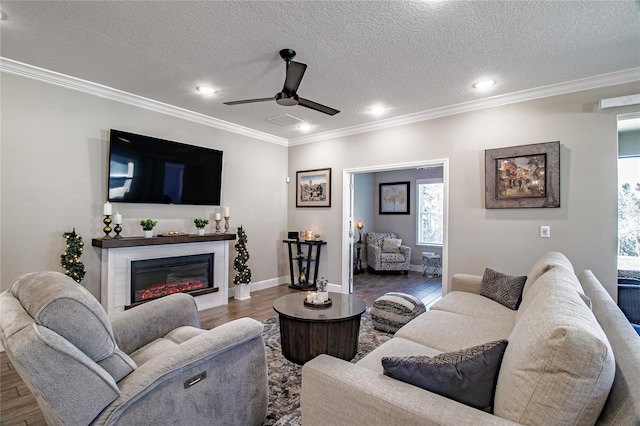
[{"left": 224, "top": 49, "right": 340, "bottom": 116}]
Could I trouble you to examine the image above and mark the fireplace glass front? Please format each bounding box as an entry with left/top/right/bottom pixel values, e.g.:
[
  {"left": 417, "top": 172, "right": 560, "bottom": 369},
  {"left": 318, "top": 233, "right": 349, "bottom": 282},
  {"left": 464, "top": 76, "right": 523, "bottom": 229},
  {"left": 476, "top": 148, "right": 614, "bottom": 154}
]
[{"left": 130, "top": 253, "right": 215, "bottom": 306}]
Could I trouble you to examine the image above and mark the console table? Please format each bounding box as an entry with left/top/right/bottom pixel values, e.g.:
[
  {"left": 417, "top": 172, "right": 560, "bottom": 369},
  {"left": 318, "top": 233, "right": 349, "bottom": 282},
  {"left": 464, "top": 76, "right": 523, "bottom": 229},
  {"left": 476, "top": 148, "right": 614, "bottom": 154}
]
[{"left": 283, "top": 239, "right": 326, "bottom": 290}]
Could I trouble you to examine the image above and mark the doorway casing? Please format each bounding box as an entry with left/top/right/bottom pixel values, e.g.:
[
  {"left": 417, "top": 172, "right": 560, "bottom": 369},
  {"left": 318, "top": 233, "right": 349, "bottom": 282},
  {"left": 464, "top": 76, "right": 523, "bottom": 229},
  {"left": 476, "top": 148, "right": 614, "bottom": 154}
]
[{"left": 341, "top": 159, "right": 450, "bottom": 295}]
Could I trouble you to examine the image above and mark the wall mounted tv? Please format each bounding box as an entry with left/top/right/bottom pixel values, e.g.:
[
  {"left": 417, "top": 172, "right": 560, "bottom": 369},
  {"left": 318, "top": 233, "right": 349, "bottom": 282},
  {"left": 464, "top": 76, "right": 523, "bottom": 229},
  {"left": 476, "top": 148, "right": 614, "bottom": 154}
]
[{"left": 108, "top": 129, "right": 223, "bottom": 205}]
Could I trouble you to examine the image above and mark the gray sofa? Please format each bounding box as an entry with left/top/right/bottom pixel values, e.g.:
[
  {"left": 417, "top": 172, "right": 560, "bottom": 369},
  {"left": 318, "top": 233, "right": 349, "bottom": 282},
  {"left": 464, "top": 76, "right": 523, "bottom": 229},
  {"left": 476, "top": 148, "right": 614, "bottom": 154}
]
[
  {"left": 302, "top": 252, "right": 640, "bottom": 425},
  {"left": 0, "top": 271, "right": 268, "bottom": 426}
]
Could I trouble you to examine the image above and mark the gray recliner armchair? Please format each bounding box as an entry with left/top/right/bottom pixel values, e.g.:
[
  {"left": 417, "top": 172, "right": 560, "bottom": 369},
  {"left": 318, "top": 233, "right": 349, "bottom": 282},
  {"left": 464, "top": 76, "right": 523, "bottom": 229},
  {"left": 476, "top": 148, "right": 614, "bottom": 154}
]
[{"left": 0, "top": 271, "right": 268, "bottom": 426}]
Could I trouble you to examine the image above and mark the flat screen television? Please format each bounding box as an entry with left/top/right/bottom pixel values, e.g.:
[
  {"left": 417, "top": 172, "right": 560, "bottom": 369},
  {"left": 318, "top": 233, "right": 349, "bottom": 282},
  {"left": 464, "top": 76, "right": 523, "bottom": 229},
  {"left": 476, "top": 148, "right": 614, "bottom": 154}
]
[{"left": 108, "top": 129, "right": 223, "bottom": 205}]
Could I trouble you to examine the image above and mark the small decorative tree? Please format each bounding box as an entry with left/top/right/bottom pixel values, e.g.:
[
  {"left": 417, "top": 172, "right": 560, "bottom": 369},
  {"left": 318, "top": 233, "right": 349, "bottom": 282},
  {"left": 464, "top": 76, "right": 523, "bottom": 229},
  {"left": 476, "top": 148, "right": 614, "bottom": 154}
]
[
  {"left": 60, "top": 228, "right": 86, "bottom": 283},
  {"left": 233, "top": 225, "right": 252, "bottom": 285}
]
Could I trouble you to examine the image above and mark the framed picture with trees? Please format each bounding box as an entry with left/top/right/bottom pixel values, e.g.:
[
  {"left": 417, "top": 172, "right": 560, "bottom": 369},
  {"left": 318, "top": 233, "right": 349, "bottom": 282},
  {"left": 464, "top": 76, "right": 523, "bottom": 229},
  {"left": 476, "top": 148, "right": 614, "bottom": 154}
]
[{"left": 379, "top": 181, "right": 410, "bottom": 214}]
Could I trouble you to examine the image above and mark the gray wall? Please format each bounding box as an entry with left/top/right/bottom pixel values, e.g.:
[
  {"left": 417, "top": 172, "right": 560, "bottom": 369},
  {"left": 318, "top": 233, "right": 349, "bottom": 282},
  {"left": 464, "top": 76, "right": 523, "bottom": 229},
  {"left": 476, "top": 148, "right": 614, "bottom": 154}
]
[
  {"left": 288, "top": 82, "right": 640, "bottom": 299},
  {"left": 3, "top": 71, "right": 638, "bottom": 301},
  {"left": 1, "top": 73, "right": 289, "bottom": 296}
]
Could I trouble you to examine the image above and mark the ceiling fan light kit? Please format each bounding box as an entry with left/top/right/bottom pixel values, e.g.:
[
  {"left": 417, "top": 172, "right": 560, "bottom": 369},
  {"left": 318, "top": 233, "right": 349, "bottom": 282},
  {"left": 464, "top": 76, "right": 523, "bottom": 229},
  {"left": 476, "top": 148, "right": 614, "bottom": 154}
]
[{"left": 224, "top": 49, "right": 340, "bottom": 116}]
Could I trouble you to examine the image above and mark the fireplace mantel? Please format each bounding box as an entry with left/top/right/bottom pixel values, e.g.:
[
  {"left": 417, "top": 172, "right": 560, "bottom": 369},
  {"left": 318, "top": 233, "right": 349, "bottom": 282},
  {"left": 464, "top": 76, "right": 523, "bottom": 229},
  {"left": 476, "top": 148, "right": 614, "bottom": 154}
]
[
  {"left": 93, "top": 234, "right": 236, "bottom": 315},
  {"left": 91, "top": 233, "right": 235, "bottom": 249}
]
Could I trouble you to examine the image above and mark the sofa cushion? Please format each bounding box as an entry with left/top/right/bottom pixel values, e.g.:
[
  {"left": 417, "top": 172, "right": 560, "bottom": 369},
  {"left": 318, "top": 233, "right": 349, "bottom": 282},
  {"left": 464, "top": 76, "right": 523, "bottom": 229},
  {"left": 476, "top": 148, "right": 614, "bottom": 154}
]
[
  {"left": 522, "top": 251, "right": 574, "bottom": 299},
  {"left": 382, "top": 238, "right": 402, "bottom": 253},
  {"left": 429, "top": 291, "right": 517, "bottom": 327},
  {"left": 494, "top": 283, "right": 615, "bottom": 425},
  {"left": 356, "top": 337, "right": 441, "bottom": 374},
  {"left": 382, "top": 340, "right": 508, "bottom": 412},
  {"left": 395, "top": 310, "right": 513, "bottom": 353},
  {"left": 480, "top": 268, "right": 526, "bottom": 310},
  {"left": 517, "top": 266, "right": 586, "bottom": 323}
]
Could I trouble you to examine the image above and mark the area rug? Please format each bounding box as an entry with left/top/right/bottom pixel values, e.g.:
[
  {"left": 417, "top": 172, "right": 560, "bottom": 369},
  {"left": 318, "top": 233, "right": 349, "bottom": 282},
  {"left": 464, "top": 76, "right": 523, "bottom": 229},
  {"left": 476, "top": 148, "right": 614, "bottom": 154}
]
[{"left": 261, "top": 309, "right": 391, "bottom": 426}]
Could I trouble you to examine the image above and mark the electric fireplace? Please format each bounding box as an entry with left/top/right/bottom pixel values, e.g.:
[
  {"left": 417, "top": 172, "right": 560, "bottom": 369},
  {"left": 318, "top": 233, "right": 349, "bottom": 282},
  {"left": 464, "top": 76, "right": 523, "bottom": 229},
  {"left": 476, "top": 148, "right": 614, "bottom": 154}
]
[{"left": 130, "top": 253, "right": 215, "bottom": 307}]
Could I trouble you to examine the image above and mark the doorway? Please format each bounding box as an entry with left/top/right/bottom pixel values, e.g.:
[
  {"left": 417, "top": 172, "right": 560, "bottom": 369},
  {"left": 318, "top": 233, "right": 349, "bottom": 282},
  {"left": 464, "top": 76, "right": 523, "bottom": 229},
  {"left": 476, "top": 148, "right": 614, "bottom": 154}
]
[{"left": 341, "top": 159, "right": 449, "bottom": 297}]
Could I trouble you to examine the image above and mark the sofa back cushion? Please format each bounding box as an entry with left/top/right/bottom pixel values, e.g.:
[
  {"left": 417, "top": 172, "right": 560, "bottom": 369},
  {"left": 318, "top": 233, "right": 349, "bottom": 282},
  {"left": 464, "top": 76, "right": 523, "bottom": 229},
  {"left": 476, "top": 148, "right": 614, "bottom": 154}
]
[
  {"left": 579, "top": 270, "right": 640, "bottom": 425},
  {"left": 522, "top": 251, "right": 574, "bottom": 299},
  {"left": 516, "top": 267, "right": 585, "bottom": 323},
  {"left": 494, "top": 282, "right": 615, "bottom": 425}
]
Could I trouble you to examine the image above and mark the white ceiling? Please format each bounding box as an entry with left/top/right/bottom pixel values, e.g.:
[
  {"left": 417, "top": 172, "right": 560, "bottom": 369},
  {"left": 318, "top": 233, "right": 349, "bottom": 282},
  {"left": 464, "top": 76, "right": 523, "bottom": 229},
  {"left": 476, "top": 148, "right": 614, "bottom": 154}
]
[{"left": 1, "top": 1, "right": 639, "bottom": 144}]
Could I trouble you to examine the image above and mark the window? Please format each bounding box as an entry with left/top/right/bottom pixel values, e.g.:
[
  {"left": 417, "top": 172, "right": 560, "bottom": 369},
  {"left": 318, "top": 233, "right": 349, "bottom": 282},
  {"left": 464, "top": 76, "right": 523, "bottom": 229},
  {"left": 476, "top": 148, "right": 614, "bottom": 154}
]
[{"left": 417, "top": 180, "right": 444, "bottom": 245}]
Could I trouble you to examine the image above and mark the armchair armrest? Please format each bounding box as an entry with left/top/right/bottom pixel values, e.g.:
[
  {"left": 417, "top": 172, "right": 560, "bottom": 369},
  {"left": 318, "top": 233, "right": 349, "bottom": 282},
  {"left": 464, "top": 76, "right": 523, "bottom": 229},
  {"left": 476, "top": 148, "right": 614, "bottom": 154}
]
[
  {"left": 367, "top": 244, "right": 381, "bottom": 268},
  {"left": 109, "top": 293, "right": 200, "bottom": 355},
  {"left": 450, "top": 274, "right": 483, "bottom": 294},
  {"left": 94, "top": 318, "right": 268, "bottom": 426},
  {"left": 302, "top": 355, "right": 518, "bottom": 426}
]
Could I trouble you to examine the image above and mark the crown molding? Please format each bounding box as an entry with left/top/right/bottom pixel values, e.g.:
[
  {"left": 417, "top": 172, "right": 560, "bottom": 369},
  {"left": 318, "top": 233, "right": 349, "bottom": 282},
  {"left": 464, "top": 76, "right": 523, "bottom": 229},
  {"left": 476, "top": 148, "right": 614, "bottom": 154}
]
[
  {"left": 2, "top": 57, "right": 638, "bottom": 148},
  {"left": 288, "top": 67, "right": 640, "bottom": 146},
  {"left": 0, "top": 57, "right": 288, "bottom": 146}
]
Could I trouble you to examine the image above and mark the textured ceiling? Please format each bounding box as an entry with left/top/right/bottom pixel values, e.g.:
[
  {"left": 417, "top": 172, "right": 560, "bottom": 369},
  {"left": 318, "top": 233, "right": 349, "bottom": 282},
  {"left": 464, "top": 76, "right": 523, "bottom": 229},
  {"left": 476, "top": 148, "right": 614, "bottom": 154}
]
[{"left": 1, "top": 1, "right": 639, "bottom": 142}]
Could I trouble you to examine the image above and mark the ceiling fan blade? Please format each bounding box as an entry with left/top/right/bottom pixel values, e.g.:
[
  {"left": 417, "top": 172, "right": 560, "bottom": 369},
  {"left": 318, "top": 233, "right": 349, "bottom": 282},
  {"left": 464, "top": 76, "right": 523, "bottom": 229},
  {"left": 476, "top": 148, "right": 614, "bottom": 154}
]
[
  {"left": 283, "top": 61, "right": 307, "bottom": 94},
  {"left": 224, "top": 97, "right": 275, "bottom": 106},
  {"left": 298, "top": 98, "right": 340, "bottom": 116}
]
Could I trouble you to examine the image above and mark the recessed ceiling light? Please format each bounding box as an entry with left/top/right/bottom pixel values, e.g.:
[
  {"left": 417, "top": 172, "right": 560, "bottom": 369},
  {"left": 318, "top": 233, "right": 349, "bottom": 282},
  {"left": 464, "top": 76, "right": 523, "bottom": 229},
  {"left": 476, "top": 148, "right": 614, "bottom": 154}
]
[
  {"left": 472, "top": 79, "right": 496, "bottom": 90},
  {"left": 196, "top": 85, "right": 217, "bottom": 96},
  {"left": 369, "top": 105, "right": 386, "bottom": 116},
  {"left": 299, "top": 123, "right": 312, "bottom": 132}
]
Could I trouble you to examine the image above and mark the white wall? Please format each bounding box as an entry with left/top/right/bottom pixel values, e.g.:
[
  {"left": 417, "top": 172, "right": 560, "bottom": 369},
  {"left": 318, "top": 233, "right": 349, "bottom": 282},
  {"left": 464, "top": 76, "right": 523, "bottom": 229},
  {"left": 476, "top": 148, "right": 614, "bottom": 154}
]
[
  {"left": 288, "top": 82, "right": 640, "bottom": 298},
  {"left": 1, "top": 73, "right": 289, "bottom": 297}
]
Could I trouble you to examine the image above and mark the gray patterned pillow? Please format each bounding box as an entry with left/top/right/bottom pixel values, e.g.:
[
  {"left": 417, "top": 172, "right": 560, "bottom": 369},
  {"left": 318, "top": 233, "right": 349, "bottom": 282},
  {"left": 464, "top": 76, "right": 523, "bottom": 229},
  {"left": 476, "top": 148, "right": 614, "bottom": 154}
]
[
  {"left": 480, "top": 268, "right": 527, "bottom": 310},
  {"left": 382, "top": 340, "right": 508, "bottom": 412}
]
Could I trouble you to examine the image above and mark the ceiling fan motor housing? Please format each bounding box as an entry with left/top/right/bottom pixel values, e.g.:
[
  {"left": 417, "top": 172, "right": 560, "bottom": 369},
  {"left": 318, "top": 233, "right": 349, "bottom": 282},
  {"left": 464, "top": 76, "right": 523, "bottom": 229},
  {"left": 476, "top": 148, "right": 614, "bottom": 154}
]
[{"left": 276, "top": 91, "right": 299, "bottom": 106}]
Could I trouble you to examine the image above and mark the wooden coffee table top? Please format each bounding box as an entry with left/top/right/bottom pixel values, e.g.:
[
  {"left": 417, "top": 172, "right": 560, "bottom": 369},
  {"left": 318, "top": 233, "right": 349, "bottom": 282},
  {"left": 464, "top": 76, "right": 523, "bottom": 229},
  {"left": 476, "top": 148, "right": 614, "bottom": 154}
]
[{"left": 273, "top": 292, "right": 366, "bottom": 322}]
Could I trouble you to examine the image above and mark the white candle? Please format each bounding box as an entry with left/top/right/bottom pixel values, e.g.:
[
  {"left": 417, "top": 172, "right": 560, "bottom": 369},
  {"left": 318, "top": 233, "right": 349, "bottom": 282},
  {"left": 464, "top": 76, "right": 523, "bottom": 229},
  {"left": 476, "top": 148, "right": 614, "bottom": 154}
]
[
  {"left": 214, "top": 213, "right": 221, "bottom": 221},
  {"left": 103, "top": 202, "right": 112, "bottom": 215},
  {"left": 114, "top": 211, "right": 122, "bottom": 224},
  {"left": 306, "top": 293, "right": 314, "bottom": 303},
  {"left": 223, "top": 206, "right": 230, "bottom": 217}
]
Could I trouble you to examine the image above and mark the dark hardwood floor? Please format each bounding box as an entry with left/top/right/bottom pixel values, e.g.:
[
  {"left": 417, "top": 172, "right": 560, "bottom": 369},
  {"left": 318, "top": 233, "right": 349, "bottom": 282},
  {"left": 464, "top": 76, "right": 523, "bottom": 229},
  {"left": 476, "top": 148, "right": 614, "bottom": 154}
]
[{"left": 0, "top": 271, "right": 440, "bottom": 426}]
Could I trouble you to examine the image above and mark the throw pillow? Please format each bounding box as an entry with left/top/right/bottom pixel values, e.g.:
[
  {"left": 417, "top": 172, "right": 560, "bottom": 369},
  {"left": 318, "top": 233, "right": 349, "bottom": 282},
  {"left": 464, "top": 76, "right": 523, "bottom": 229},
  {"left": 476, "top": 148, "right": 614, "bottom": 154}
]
[
  {"left": 382, "top": 340, "right": 508, "bottom": 412},
  {"left": 382, "top": 238, "right": 402, "bottom": 253},
  {"left": 480, "top": 268, "right": 527, "bottom": 310}
]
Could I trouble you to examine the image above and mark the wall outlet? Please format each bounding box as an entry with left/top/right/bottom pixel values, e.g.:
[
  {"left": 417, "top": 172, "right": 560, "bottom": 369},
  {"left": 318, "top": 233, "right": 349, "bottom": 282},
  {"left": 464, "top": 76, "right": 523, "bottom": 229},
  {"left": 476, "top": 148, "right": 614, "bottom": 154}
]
[{"left": 540, "top": 226, "right": 551, "bottom": 238}]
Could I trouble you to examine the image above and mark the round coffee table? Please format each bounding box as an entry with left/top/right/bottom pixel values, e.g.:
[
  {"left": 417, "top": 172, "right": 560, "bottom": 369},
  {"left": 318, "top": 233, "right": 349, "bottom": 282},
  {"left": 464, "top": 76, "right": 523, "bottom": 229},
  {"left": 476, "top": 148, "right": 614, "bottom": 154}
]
[{"left": 273, "top": 292, "right": 367, "bottom": 365}]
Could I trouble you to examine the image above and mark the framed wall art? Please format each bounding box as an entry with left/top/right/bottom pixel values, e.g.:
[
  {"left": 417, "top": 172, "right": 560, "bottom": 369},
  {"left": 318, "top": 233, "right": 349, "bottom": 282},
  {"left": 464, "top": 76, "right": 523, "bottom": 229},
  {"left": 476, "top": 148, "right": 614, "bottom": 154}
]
[
  {"left": 296, "top": 168, "right": 331, "bottom": 207},
  {"left": 379, "top": 181, "right": 410, "bottom": 214},
  {"left": 485, "top": 141, "right": 560, "bottom": 209}
]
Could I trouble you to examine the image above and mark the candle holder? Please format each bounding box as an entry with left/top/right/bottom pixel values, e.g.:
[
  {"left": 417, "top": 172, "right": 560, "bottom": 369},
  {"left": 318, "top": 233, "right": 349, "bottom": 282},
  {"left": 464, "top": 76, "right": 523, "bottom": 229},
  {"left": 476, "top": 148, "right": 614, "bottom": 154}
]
[
  {"left": 215, "top": 219, "right": 222, "bottom": 234},
  {"left": 113, "top": 223, "right": 123, "bottom": 239},
  {"left": 224, "top": 216, "right": 230, "bottom": 233},
  {"left": 102, "top": 215, "right": 113, "bottom": 239}
]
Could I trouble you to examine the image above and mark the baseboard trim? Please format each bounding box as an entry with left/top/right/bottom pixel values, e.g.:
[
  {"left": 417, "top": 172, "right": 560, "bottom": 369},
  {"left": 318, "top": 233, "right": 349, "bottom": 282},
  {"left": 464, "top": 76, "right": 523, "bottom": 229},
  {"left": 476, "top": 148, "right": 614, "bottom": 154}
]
[{"left": 229, "top": 276, "right": 289, "bottom": 297}]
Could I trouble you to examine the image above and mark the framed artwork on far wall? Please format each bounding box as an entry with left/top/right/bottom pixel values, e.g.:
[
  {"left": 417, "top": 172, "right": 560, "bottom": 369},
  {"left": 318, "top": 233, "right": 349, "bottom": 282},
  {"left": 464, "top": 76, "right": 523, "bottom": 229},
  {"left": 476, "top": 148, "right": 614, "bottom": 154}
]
[
  {"left": 379, "top": 181, "right": 410, "bottom": 214},
  {"left": 485, "top": 141, "right": 560, "bottom": 209},
  {"left": 296, "top": 168, "right": 331, "bottom": 207}
]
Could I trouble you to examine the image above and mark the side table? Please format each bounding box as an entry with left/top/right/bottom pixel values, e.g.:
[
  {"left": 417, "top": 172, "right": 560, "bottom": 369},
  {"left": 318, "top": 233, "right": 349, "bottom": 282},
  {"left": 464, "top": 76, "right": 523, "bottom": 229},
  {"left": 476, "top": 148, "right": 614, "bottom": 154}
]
[{"left": 422, "top": 252, "right": 442, "bottom": 277}]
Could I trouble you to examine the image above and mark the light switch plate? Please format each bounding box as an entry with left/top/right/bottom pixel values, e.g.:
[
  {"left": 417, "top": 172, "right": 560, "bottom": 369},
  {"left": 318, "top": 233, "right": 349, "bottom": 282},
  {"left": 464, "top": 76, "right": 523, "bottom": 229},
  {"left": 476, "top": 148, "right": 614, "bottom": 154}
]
[{"left": 540, "top": 226, "right": 551, "bottom": 238}]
